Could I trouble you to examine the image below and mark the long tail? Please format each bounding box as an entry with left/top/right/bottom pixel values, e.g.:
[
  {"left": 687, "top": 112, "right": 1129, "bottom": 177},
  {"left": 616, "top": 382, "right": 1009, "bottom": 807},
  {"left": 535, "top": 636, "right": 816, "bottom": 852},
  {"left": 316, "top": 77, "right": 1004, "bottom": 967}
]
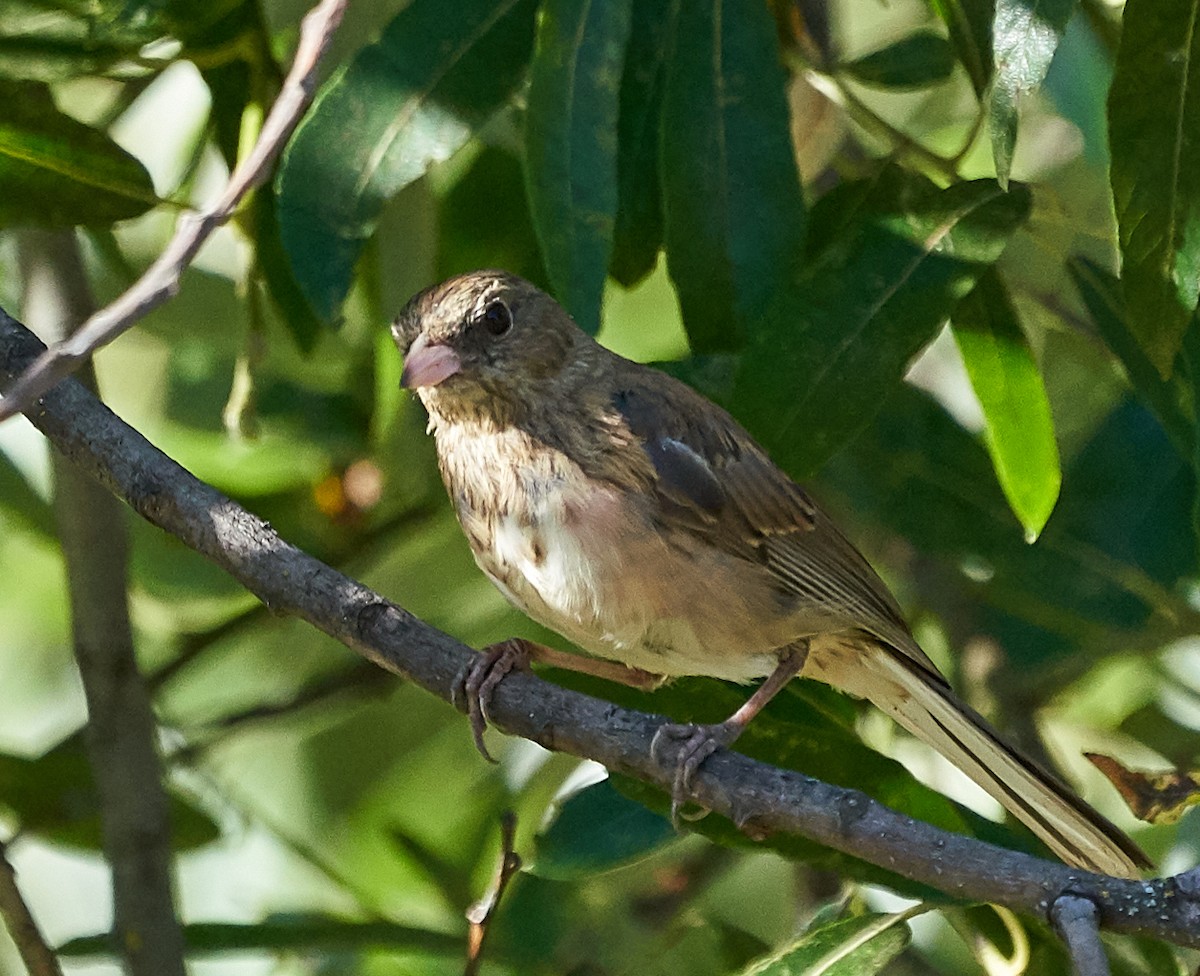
[{"left": 810, "top": 639, "right": 1150, "bottom": 878}]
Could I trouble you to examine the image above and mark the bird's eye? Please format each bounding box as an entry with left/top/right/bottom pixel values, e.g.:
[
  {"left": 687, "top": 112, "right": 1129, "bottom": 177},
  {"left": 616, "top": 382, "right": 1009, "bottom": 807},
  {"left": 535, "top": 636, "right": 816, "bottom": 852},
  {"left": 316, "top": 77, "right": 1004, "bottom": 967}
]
[{"left": 479, "top": 300, "right": 513, "bottom": 337}]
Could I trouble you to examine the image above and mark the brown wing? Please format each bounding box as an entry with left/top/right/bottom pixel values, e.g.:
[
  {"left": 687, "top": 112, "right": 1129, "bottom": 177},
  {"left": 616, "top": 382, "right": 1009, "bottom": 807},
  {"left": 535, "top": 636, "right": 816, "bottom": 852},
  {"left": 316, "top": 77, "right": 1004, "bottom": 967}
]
[{"left": 608, "top": 368, "right": 941, "bottom": 679}]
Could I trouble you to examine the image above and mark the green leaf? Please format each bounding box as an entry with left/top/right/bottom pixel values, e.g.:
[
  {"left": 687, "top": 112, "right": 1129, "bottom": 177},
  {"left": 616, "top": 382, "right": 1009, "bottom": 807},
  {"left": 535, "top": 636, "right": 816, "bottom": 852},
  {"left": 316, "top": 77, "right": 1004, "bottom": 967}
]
[
  {"left": 928, "top": 0, "right": 994, "bottom": 98},
  {"left": 0, "top": 735, "right": 219, "bottom": 851},
  {"left": 276, "top": 0, "right": 538, "bottom": 321},
  {"left": 531, "top": 777, "right": 677, "bottom": 879},
  {"left": 1069, "top": 256, "right": 1192, "bottom": 455},
  {"left": 660, "top": 0, "right": 807, "bottom": 352},
  {"left": 0, "top": 450, "right": 54, "bottom": 541},
  {"left": 952, "top": 269, "right": 1061, "bottom": 540},
  {"left": 843, "top": 32, "right": 956, "bottom": 89},
  {"left": 0, "top": 80, "right": 157, "bottom": 227},
  {"left": 57, "top": 917, "right": 463, "bottom": 958},
  {"left": 988, "top": 0, "right": 1076, "bottom": 186},
  {"left": 524, "top": 0, "right": 631, "bottom": 334},
  {"left": 609, "top": 0, "right": 671, "bottom": 287},
  {"left": 1108, "top": 0, "right": 1200, "bottom": 376},
  {"left": 254, "top": 189, "right": 323, "bottom": 354},
  {"left": 735, "top": 912, "right": 918, "bottom": 976},
  {"left": 0, "top": 1, "right": 159, "bottom": 81},
  {"left": 734, "top": 170, "right": 1031, "bottom": 477}
]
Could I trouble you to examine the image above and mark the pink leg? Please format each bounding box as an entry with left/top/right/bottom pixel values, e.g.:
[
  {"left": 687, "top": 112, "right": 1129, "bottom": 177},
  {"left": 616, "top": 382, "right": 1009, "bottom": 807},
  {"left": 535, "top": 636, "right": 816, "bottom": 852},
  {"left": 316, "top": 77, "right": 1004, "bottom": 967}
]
[
  {"left": 453, "top": 638, "right": 665, "bottom": 761},
  {"left": 651, "top": 641, "right": 809, "bottom": 824}
]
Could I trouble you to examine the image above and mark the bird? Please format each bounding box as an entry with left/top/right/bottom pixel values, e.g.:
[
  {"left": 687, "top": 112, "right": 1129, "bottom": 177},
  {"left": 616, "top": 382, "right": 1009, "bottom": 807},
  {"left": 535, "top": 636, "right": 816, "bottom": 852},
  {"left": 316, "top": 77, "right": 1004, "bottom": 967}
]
[{"left": 391, "top": 268, "right": 1149, "bottom": 879}]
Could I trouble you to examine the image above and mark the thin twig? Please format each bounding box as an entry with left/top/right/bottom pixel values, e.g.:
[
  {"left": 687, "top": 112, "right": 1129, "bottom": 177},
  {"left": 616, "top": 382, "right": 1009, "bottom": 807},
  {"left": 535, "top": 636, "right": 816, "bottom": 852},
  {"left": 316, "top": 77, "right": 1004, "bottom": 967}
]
[
  {"left": 0, "top": 0, "right": 348, "bottom": 424},
  {"left": 465, "top": 812, "right": 522, "bottom": 976},
  {"left": 1052, "top": 895, "right": 1110, "bottom": 976},
  {"left": 0, "top": 842, "right": 64, "bottom": 976},
  {"left": 1, "top": 310, "right": 1199, "bottom": 952}
]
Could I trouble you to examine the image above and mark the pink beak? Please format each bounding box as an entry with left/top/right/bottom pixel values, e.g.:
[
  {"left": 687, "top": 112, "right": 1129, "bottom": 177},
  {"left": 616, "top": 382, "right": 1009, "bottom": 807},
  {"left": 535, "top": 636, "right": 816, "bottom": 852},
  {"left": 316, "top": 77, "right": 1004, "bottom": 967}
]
[{"left": 401, "top": 333, "right": 462, "bottom": 389}]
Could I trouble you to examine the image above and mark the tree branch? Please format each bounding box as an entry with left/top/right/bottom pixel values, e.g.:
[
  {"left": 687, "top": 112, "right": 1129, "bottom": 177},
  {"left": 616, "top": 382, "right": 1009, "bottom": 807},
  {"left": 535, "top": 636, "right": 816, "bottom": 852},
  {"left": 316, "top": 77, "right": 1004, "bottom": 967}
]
[
  {"left": 1, "top": 308, "right": 1198, "bottom": 951},
  {"left": 17, "top": 230, "right": 186, "bottom": 976},
  {"left": 0, "top": 0, "right": 348, "bottom": 424},
  {"left": 1052, "top": 894, "right": 1110, "bottom": 976},
  {"left": 0, "top": 841, "right": 64, "bottom": 976}
]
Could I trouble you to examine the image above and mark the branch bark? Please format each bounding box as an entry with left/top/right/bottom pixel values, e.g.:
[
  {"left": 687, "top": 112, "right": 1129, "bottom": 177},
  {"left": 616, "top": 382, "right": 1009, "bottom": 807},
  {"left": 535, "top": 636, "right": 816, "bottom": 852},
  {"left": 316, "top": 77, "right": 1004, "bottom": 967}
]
[
  {"left": 0, "top": 842, "right": 63, "bottom": 976},
  {"left": 1, "top": 308, "right": 1198, "bottom": 951},
  {"left": 17, "top": 231, "right": 186, "bottom": 976}
]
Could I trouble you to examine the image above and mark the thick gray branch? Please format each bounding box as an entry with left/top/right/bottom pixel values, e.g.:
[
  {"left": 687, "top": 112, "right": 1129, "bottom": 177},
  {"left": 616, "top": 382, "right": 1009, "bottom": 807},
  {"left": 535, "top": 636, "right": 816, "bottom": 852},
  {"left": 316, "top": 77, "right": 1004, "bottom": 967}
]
[{"left": 1, "top": 309, "right": 1197, "bottom": 950}]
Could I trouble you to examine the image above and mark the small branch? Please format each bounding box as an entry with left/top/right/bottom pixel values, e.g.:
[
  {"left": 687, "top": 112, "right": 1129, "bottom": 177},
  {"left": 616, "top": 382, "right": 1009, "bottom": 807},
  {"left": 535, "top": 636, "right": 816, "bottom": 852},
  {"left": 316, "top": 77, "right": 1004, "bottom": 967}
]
[
  {"left": 1, "top": 309, "right": 1199, "bottom": 952},
  {"left": 1052, "top": 895, "right": 1110, "bottom": 976},
  {"left": 464, "top": 812, "right": 522, "bottom": 976},
  {"left": 0, "top": 0, "right": 348, "bottom": 424},
  {"left": 0, "top": 842, "right": 64, "bottom": 976},
  {"left": 17, "top": 230, "right": 186, "bottom": 976}
]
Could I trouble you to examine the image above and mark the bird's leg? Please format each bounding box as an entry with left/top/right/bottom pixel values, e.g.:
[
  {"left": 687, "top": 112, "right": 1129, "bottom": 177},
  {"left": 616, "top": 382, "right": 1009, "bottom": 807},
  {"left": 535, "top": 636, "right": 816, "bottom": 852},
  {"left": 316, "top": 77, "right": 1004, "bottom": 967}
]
[
  {"left": 652, "top": 641, "right": 810, "bottom": 825},
  {"left": 453, "top": 638, "right": 666, "bottom": 761}
]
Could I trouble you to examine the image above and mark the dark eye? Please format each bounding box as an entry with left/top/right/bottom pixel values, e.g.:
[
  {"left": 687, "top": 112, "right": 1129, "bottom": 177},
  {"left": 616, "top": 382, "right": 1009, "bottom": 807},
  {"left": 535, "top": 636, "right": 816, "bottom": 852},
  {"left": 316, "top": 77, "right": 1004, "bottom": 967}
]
[{"left": 479, "top": 300, "right": 513, "bottom": 337}]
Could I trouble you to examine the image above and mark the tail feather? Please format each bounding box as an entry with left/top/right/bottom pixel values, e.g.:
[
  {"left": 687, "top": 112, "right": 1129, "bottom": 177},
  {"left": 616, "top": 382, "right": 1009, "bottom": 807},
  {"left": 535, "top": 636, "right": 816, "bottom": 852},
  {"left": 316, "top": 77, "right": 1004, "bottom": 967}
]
[{"left": 811, "top": 638, "right": 1150, "bottom": 878}]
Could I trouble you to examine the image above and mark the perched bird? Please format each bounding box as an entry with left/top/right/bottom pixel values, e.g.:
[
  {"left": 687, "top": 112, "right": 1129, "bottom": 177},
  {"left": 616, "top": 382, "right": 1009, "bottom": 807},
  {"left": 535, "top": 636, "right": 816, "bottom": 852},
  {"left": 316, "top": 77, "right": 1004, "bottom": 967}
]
[{"left": 392, "top": 269, "right": 1148, "bottom": 878}]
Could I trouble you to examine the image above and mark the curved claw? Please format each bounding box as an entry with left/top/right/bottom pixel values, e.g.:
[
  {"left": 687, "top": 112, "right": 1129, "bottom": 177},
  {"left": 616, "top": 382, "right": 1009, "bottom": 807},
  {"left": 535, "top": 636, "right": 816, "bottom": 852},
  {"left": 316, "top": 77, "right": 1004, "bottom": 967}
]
[
  {"left": 651, "top": 721, "right": 741, "bottom": 827},
  {"left": 452, "top": 639, "right": 531, "bottom": 762}
]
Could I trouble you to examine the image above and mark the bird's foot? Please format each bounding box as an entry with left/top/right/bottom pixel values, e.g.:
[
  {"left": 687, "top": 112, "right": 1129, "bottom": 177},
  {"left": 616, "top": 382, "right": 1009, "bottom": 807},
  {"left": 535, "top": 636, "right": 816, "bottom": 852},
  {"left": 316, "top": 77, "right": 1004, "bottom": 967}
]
[
  {"left": 651, "top": 719, "right": 744, "bottom": 827},
  {"left": 452, "top": 638, "right": 532, "bottom": 762}
]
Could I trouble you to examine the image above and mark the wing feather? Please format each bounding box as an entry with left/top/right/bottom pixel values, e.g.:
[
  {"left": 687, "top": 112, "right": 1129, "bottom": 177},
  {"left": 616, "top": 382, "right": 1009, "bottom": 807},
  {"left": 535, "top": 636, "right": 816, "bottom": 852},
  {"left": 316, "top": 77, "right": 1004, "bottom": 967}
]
[{"left": 609, "top": 371, "right": 941, "bottom": 678}]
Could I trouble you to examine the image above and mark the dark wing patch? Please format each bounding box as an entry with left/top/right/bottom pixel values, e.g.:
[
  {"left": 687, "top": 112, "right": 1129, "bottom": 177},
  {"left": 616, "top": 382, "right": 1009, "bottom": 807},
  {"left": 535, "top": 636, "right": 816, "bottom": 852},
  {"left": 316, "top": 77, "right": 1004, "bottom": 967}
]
[{"left": 644, "top": 436, "right": 727, "bottom": 516}]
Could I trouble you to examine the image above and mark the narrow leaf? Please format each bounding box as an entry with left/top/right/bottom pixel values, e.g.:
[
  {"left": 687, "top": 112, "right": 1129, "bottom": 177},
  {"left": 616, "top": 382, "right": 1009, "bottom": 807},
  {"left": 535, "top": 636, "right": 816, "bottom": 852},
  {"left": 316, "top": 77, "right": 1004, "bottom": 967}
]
[
  {"left": 276, "top": 0, "right": 538, "bottom": 320},
  {"left": 660, "top": 0, "right": 807, "bottom": 352},
  {"left": 734, "top": 170, "right": 1031, "bottom": 476},
  {"left": 0, "top": 450, "right": 54, "bottom": 541},
  {"left": 524, "top": 0, "right": 632, "bottom": 334},
  {"left": 1108, "top": 0, "right": 1200, "bottom": 376},
  {"left": 609, "top": 0, "right": 672, "bottom": 287},
  {"left": 531, "top": 778, "right": 676, "bottom": 879},
  {"left": 928, "top": 0, "right": 994, "bottom": 98},
  {"left": 0, "top": 80, "right": 156, "bottom": 227},
  {"left": 58, "top": 918, "right": 463, "bottom": 958},
  {"left": 736, "top": 911, "right": 918, "bottom": 976},
  {"left": 843, "top": 32, "right": 956, "bottom": 90},
  {"left": 952, "top": 269, "right": 1061, "bottom": 540},
  {"left": 1068, "top": 255, "right": 1192, "bottom": 455},
  {"left": 988, "top": 0, "right": 1077, "bottom": 186}
]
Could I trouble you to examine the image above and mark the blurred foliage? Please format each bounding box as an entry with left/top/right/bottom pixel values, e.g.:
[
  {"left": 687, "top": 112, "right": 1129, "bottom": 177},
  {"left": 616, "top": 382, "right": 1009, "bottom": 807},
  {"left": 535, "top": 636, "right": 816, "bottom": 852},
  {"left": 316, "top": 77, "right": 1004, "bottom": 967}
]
[{"left": 1, "top": 0, "right": 1200, "bottom": 974}]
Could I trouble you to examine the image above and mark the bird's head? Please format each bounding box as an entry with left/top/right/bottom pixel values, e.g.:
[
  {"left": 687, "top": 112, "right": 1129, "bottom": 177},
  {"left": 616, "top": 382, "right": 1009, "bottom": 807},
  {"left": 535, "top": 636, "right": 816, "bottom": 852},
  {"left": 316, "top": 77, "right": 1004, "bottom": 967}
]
[{"left": 391, "top": 270, "right": 585, "bottom": 423}]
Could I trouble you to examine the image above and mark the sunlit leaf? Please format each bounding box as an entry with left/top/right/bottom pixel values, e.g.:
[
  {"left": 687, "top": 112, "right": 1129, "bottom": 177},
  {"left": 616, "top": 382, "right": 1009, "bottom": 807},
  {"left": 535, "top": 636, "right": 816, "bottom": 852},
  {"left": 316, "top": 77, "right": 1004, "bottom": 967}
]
[
  {"left": 0, "top": 80, "right": 157, "bottom": 227},
  {"left": 952, "top": 269, "right": 1061, "bottom": 539},
  {"left": 988, "top": 0, "right": 1076, "bottom": 186},
  {"left": 734, "top": 911, "right": 918, "bottom": 975},
  {"left": 1108, "top": 0, "right": 1200, "bottom": 376}
]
